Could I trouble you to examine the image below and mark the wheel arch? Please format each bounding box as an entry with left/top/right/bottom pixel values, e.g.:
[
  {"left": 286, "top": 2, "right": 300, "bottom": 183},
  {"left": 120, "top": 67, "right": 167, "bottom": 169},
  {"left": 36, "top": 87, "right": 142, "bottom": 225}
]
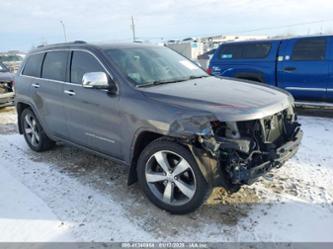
[
  {"left": 16, "top": 101, "right": 52, "bottom": 139},
  {"left": 234, "top": 72, "right": 265, "bottom": 83},
  {"left": 128, "top": 130, "right": 164, "bottom": 185},
  {"left": 16, "top": 102, "right": 33, "bottom": 134},
  {"left": 127, "top": 129, "right": 225, "bottom": 189}
]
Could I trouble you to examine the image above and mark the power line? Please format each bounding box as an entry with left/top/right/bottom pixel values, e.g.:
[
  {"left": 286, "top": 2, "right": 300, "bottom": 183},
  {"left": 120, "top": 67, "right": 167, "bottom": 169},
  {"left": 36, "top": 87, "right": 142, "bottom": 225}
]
[
  {"left": 136, "top": 18, "right": 333, "bottom": 41},
  {"left": 223, "top": 18, "right": 333, "bottom": 35}
]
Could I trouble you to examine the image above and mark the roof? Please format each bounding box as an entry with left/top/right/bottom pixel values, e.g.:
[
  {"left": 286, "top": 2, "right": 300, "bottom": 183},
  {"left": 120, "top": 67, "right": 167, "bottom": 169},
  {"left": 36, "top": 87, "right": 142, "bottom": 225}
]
[{"left": 220, "top": 34, "right": 333, "bottom": 45}]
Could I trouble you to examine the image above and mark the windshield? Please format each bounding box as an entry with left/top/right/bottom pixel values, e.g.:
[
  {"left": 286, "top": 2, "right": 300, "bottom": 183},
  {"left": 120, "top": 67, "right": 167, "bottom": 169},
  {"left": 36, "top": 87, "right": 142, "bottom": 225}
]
[
  {"left": 104, "top": 46, "right": 208, "bottom": 87},
  {"left": 0, "top": 62, "right": 9, "bottom": 73}
]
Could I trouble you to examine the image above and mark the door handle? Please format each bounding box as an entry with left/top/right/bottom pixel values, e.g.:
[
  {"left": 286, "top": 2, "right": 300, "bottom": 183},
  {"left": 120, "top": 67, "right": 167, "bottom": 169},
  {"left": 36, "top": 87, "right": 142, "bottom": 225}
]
[
  {"left": 64, "top": 90, "right": 76, "bottom": 96},
  {"left": 32, "top": 83, "right": 40, "bottom": 88},
  {"left": 283, "top": 67, "right": 296, "bottom": 72}
]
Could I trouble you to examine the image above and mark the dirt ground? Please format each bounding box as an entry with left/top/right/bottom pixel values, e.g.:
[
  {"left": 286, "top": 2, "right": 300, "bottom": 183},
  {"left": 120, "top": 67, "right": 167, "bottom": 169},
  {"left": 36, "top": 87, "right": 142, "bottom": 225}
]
[{"left": 0, "top": 106, "right": 332, "bottom": 242}]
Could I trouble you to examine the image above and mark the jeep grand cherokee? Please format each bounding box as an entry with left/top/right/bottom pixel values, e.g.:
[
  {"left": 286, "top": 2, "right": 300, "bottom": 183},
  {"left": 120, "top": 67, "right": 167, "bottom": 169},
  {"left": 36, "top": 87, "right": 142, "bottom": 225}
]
[{"left": 15, "top": 42, "right": 302, "bottom": 214}]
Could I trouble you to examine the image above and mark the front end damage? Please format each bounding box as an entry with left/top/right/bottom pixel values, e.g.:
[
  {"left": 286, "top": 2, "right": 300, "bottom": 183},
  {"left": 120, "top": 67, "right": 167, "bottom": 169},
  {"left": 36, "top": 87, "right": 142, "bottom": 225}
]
[
  {"left": 0, "top": 80, "right": 15, "bottom": 108},
  {"left": 173, "top": 106, "right": 303, "bottom": 191}
]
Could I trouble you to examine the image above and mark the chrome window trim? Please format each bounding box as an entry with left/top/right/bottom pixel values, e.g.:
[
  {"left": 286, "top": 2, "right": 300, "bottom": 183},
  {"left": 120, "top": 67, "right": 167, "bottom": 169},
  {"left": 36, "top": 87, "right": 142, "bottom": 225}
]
[
  {"left": 285, "top": 87, "right": 326, "bottom": 92},
  {"left": 19, "top": 48, "right": 118, "bottom": 92},
  {"left": 19, "top": 74, "right": 82, "bottom": 87}
]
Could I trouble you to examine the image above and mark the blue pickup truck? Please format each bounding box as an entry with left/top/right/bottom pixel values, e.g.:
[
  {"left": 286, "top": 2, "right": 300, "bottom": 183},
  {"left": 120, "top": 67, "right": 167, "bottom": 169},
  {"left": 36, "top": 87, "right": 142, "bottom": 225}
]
[{"left": 208, "top": 35, "right": 333, "bottom": 104}]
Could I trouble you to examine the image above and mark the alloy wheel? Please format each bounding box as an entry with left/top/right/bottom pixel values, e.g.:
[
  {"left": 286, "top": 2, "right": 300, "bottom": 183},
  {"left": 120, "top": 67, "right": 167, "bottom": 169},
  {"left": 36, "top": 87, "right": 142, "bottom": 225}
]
[
  {"left": 23, "top": 113, "right": 40, "bottom": 147},
  {"left": 145, "top": 150, "right": 197, "bottom": 206}
]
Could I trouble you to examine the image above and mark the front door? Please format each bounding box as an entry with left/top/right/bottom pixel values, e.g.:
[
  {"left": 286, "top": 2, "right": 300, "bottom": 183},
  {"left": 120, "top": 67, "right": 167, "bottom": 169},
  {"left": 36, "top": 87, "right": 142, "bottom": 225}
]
[
  {"left": 277, "top": 37, "right": 328, "bottom": 101},
  {"left": 63, "top": 50, "right": 122, "bottom": 159}
]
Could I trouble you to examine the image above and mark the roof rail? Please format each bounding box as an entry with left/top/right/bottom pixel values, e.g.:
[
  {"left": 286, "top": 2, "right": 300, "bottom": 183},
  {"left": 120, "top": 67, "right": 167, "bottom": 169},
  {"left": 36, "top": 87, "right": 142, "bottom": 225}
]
[{"left": 34, "top": 41, "right": 87, "bottom": 50}]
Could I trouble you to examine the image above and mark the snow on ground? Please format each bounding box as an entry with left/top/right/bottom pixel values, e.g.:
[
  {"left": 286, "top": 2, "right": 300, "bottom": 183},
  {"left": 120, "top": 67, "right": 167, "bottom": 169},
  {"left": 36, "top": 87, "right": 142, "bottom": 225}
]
[
  {"left": 0, "top": 107, "right": 332, "bottom": 242},
  {"left": 0, "top": 162, "right": 73, "bottom": 242}
]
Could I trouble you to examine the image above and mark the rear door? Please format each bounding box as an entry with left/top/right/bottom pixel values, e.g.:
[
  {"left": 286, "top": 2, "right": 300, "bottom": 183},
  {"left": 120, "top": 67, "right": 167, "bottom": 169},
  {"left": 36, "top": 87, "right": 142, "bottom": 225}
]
[
  {"left": 20, "top": 53, "right": 44, "bottom": 105},
  {"left": 277, "top": 37, "right": 328, "bottom": 101},
  {"left": 39, "top": 51, "right": 69, "bottom": 138},
  {"left": 22, "top": 51, "right": 68, "bottom": 138},
  {"left": 63, "top": 50, "right": 122, "bottom": 159}
]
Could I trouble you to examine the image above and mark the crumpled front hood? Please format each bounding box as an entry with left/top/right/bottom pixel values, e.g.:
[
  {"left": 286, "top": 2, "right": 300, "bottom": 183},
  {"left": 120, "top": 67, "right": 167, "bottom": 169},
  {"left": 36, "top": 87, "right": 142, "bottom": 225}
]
[
  {"left": 140, "top": 77, "right": 292, "bottom": 121},
  {"left": 0, "top": 72, "right": 15, "bottom": 82}
]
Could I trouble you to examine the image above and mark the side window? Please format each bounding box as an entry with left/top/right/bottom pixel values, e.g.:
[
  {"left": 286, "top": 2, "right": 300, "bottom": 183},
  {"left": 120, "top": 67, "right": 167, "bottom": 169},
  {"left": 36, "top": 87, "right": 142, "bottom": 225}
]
[
  {"left": 22, "top": 53, "right": 44, "bottom": 77},
  {"left": 291, "top": 38, "right": 326, "bottom": 61},
  {"left": 242, "top": 43, "right": 271, "bottom": 59},
  {"left": 219, "top": 44, "right": 242, "bottom": 59},
  {"left": 42, "top": 51, "right": 68, "bottom": 81},
  {"left": 70, "top": 51, "right": 105, "bottom": 84},
  {"left": 219, "top": 42, "right": 271, "bottom": 60}
]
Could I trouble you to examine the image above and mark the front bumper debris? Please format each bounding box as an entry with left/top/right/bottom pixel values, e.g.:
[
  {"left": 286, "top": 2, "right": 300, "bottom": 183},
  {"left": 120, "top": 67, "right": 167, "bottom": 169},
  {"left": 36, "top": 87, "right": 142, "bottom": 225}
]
[
  {"left": 0, "top": 92, "right": 15, "bottom": 107},
  {"left": 226, "top": 127, "right": 303, "bottom": 185},
  {"left": 192, "top": 106, "right": 303, "bottom": 190}
]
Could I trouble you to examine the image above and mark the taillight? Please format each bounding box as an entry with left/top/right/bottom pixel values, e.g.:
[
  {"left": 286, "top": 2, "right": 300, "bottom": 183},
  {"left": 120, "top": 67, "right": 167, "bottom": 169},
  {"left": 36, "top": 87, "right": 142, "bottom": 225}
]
[{"left": 207, "top": 67, "right": 212, "bottom": 75}]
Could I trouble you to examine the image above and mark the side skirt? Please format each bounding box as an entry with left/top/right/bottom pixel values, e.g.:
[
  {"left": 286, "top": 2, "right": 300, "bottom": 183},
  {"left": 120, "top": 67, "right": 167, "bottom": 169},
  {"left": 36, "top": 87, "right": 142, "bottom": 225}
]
[{"left": 51, "top": 135, "right": 129, "bottom": 167}]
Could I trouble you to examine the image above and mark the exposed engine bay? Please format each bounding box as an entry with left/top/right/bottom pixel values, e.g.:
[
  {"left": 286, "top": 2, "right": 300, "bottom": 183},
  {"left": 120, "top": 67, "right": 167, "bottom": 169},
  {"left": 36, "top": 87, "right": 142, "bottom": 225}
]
[
  {"left": 0, "top": 80, "right": 14, "bottom": 93},
  {"left": 194, "top": 106, "right": 302, "bottom": 189},
  {"left": 0, "top": 80, "right": 15, "bottom": 107},
  {"left": 0, "top": 62, "right": 15, "bottom": 108}
]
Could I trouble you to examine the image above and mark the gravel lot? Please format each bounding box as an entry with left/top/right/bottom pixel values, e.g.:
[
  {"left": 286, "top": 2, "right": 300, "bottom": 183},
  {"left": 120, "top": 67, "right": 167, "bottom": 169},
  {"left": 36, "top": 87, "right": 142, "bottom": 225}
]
[{"left": 0, "top": 106, "right": 332, "bottom": 242}]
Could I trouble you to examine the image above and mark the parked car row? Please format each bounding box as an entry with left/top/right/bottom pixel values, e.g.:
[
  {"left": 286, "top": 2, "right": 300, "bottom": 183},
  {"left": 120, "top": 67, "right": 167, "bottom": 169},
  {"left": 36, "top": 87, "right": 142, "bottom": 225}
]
[
  {"left": 0, "top": 62, "right": 15, "bottom": 108},
  {"left": 208, "top": 35, "right": 333, "bottom": 105}
]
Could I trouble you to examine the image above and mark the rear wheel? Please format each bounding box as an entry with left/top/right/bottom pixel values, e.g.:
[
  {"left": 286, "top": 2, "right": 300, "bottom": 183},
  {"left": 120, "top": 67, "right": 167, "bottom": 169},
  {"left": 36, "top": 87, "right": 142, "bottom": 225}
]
[
  {"left": 20, "top": 108, "right": 55, "bottom": 152},
  {"left": 137, "top": 138, "right": 211, "bottom": 214}
]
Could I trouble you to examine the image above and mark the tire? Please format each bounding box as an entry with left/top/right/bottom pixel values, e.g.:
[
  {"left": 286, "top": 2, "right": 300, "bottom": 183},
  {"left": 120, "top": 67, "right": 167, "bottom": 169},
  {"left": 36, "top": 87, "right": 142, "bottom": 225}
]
[
  {"left": 137, "top": 138, "right": 211, "bottom": 214},
  {"left": 20, "top": 108, "right": 55, "bottom": 152}
]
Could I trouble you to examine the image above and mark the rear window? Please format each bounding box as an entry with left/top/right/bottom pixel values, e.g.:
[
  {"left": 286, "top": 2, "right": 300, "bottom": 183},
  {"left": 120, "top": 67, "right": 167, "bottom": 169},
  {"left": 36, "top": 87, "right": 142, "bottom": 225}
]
[
  {"left": 22, "top": 53, "right": 44, "bottom": 77},
  {"left": 219, "top": 44, "right": 242, "bottom": 59},
  {"left": 42, "top": 51, "right": 69, "bottom": 81},
  {"left": 291, "top": 38, "right": 326, "bottom": 61},
  {"left": 219, "top": 42, "right": 272, "bottom": 60}
]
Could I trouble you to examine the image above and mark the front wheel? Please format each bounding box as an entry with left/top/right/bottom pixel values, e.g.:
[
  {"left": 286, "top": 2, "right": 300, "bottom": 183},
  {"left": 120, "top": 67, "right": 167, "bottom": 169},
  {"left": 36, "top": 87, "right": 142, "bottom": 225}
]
[{"left": 137, "top": 138, "right": 211, "bottom": 214}]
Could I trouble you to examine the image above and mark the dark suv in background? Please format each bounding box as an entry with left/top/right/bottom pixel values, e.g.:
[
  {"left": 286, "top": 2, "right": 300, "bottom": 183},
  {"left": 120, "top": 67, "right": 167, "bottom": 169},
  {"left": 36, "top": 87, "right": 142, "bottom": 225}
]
[{"left": 15, "top": 41, "right": 302, "bottom": 214}]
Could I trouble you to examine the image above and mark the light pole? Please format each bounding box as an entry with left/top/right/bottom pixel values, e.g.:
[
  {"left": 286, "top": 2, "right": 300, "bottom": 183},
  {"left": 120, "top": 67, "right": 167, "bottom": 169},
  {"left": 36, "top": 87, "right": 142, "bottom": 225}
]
[
  {"left": 131, "top": 16, "right": 136, "bottom": 42},
  {"left": 60, "top": 20, "right": 67, "bottom": 42}
]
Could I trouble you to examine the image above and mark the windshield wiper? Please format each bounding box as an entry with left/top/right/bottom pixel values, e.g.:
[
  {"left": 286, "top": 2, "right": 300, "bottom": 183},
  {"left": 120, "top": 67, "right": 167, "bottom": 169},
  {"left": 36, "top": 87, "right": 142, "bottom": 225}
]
[
  {"left": 136, "top": 78, "right": 190, "bottom": 88},
  {"left": 136, "top": 75, "right": 210, "bottom": 88},
  {"left": 187, "top": 75, "right": 210, "bottom": 80}
]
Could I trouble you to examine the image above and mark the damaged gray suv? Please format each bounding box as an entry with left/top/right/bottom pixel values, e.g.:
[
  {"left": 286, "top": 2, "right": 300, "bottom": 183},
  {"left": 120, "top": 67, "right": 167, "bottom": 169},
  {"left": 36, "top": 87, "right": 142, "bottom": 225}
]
[{"left": 15, "top": 42, "right": 303, "bottom": 214}]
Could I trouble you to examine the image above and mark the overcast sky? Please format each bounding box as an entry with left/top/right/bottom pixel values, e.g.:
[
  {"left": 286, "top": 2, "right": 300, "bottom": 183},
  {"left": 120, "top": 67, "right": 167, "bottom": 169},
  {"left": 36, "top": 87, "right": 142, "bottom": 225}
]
[{"left": 1, "top": 0, "right": 333, "bottom": 52}]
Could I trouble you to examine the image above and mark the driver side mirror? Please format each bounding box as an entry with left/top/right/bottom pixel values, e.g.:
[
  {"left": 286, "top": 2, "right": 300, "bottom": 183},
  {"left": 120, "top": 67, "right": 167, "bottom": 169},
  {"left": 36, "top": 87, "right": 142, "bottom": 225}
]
[{"left": 82, "top": 72, "right": 110, "bottom": 89}]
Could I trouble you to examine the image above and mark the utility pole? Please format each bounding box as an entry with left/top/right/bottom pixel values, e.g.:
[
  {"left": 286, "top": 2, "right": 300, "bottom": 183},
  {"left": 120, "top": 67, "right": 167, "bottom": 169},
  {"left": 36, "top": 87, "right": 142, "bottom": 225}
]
[
  {"left": 60, "top": 20, "right": 67, "bottom": 42},
  {"left": 131, "top": 16, "right": 136, "bottom": 42}
]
